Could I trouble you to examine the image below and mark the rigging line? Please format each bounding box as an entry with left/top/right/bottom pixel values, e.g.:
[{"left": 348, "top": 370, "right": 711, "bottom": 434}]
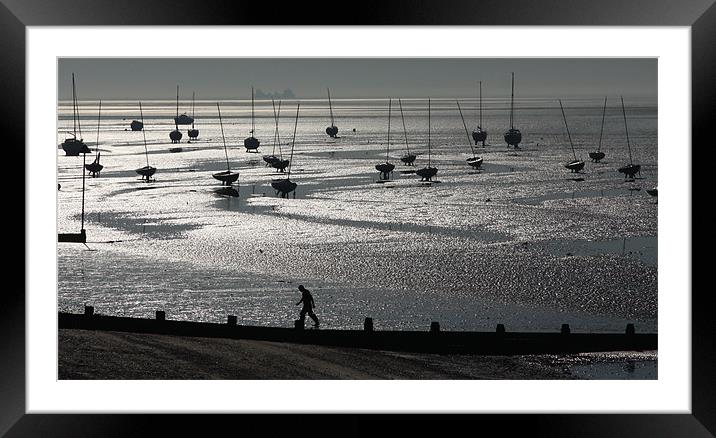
[
  {"left": 191, "top": 91, "right": 196, "bottom": 129},
  {"left": 456, "top": 100, "right": 476, "bottom": 157},
  {"left": 559, "top": 99, "right": 578, "bottom": 161},
  {"left": 287, "top": 103, "right": 300, "bottom": 179},
  {"left": 75, "top": 73, "right": 83, "bottom": 139},
  {"left": 95, "top": 99, "right": 102, "bottom": 152},
  {"left": 139, "top": 102, "right": 150, "bottom": 168},
  {"left": 620, "top": 96, "right": 633, "bottom": 165},
  {"left": 398, "top": 98, "right": 410, "bottom": 155},
  {"left": 217, "top": 103, "right": 231, "bottom": 172},
  {"left": 597, "top": 96, "right": 607, "bottom": 153},
  {"left": 71, "top": 73, "right": 77, "bottom": 136},
  {"left": 277, "top": 100, "right": 283, "bottom": 159},
  {"left": 386, "top": 98, "right": 391, "bottom": 162},
  {"left": 428, "top": 98, "right": 431, "bottom": 166},
  {"left": 271, "top": 98, "right": 278, "bottom": 155},
  {"left": 251, "top": 86, "right": 255, "bottom": 135},
  {"left": 327, "top": 88, "right": 334, "bottom": 127},
  {"left": 510, "top": 72, "right": 515, "bottom": 129},
  {"left": 479, "top": 81, "right": 483, "bottom": 128}
]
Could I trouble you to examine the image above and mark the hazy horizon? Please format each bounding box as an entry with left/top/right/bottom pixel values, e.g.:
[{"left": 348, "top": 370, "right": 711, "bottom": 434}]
[{"left": 58, "top": 58, "right": 657, "bottom": 101}]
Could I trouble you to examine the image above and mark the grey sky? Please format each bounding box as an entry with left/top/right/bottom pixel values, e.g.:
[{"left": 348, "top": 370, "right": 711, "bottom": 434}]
[{"left": 58, "top": 58, "right": 657, "bottom": 100}]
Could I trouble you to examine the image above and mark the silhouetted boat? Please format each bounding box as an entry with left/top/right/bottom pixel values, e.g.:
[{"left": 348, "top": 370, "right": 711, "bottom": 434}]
[
  {"left": 61, "top": 73, "right": 92, "bottom": 156},
  {"left": 472, "top": 81, "right": 488, "bottom": 146},
  {"left": 646, "top": 187, "right": 658, "bottom": 197},
  {"left": 135, "top": 102, "right": 157, "bottom": 181},
  {"left": 559, "top": 99, "right": 585, "bottom": 173},
  {"left": 263, "top": 99, "right": 281, "bottom": 166},
  {"left": 325, "top": 88, "right": 339, "bottom": 138},
  {"left": 271, "top": 103, "right": 300, "bottom": 198},
  {"left": 416, "top": 98, "right": 438, "bottom": 181},
  {"left": 617, "top": 96, "right": 641, "bottom": 179},
  {"left": 169, "top": 85, "right": 183, "bottom": 144},
  {"left": 130, "top": 120, "right": 143, "bottom": 131},
  {"left": 212, "top": 102, "right": 239, "bottom": 185},
  {"left": 503, "top": 72, "right": 522, "bottom": 148},
  {"left": 187, "top": 91, "right": 199, "bottom": 139},
  {"left": 173, "top": 86, "right": 194, "bottom": 125},
  {"left": 84, "top": 99, "right": 104, "bottom": 177},
  {"left": 244, "top": 87, "right": 260, "bottom": 153},
  {"left": 589, "top": 97, "right": 608, "bottom": 162},
  {"left": 375, "top": 98, "right": 396, "bottom": 180},
  {"left": 457, "top": 99, "right": 483, "bottom": 170},
  {"left": 397, "top": 98, "right": 416, "bottom": 166}
]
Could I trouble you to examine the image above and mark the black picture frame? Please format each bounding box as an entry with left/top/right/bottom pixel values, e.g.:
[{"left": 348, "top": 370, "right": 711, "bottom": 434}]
[{"left": 5, "top": 0, "right": 711, "bottom": 436}]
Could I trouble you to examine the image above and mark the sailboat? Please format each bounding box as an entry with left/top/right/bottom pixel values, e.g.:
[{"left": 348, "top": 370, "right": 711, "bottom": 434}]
[
  {"left": 271, "top": 103, "right": 300, "bottom": 198},
  {"left": 457, "top": 100, "right": 483, "bottom": 170},
  {"left": 589, "top": 97, "right": 608, "bottom": 162},
  {"left": 130, "top": 120, "right": 143, "bottom": 131},
  {"left": 269, "top": 100, "right": 289, "bottom": 173},
  {"left": 325, "top": 88, "right": 339, "bottom": 138},
  {"left": 263, "top": 99, "right": 282, "bottom": 166},
  {"left": 58, "top": 132, "right": 89, "bottom": 244},
  {"left": 212, "top": 103, "right": 240, "bottom": 185},
  {"left": 398, "top": 98, "right": 416, "bottom": 166},
  {"left": 84, "top": 99, "right": 104, "bottom": 177},
  {"left": 375, "top": 98, "right": 396, "bottom": 180},
  {"left": 416, "top": 98, "right": 438, "bottom": 182},
  {"left": 503, "top": 72, "right": 522, "bottom": 148},
  {"left": 174, "top": 86, "right": 194, "bottom": 125},
  {"left": 472, "top": 81, "right": 488, "bottom": 146},
  {"left": 169, "top": 85, "right": 183, "bottom": 144},
  {"left": 559, "top": 99, "right": 585, "bottom": 173},
  {"left": 187, "top": 91, "right": 199, "bottom": 140},
  {"left": 244, "top": 87, "right": 260, "bottom": 153},
  {"left": 61, "top": 73, "right": 92, "bottom": 156},
  {"left": 617, "top": 96, "right": 641, "bottom": 179},
  {"left": 135, "top": 102, "right": 157, "bottom": 181}
]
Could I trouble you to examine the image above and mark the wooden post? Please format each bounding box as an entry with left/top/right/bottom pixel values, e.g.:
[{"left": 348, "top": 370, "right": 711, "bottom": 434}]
[
  {"left": 430, "top": 321, "right": 440, "bottom": 333},
  {"left": 561, "top": 324, "right": 571, "bottom": 335},
  {"left": 84, "top": 305, "right": 94, "bottom": 316},
  {"left": 227, "top": 315, "right": 237, "bottom": 326},
  {"left": 156, "top": 311, "right": 165, "bottom": 321},
  {"left": 626, "top": 323, "right": 635, "bottom": 336},
  {"left": 496, "top": 324, "right": 505, "bottom": 334},
  {"left": 294, "top": 319, "right": 304, "bottom": 330},
  {"left": 364, "top": 317, "right": 374, "bottom": 332}
]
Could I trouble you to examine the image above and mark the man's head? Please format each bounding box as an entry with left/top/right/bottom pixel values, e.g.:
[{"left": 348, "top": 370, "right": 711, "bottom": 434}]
[{"left": 298, "top": 285, "right": 306, "bottom": 292}]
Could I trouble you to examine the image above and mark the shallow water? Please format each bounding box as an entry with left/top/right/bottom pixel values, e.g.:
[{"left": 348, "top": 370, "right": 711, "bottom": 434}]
[{"left": 58, "top": 97, "right": 657, "bottom": 343}]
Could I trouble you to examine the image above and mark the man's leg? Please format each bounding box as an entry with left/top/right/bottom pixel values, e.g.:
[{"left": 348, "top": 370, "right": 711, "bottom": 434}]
[
  {"left": 299, "top": 308, "right": 307, "bottom": 322},
  {"left": 308, "top": 311, "right": 319, "bottom": 326}
]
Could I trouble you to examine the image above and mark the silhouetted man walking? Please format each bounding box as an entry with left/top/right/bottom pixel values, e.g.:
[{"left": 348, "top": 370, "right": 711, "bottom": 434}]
[{"left": 296, "top": 285, "right": 320, "bottom": 328}]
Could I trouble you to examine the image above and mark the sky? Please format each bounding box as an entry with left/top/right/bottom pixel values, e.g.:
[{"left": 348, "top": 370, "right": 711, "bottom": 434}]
[{"left": 58, "top": 58, "right": 657, "bottom": 101}]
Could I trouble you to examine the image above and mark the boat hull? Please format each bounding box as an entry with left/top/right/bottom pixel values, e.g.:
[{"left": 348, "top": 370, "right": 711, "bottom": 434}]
[
  {"left": 174, "top": 114, "right": 194, "bottom": 125},
  {"left": 467, "top": 157, "right": 483, "bottom": 169},
  {"left": 130, "top": 120, "right": 143, "bottom": 131},
  {"left": 400, "top": 154, "right": 417, "bottom": 165},
  {"left": 62, "top": 139, "right": 91, "bottom": 156},
  {"left": 589, "top": 151, "right": 605, "bottom": 162},
  {"left": 213, "top": 170, "right": 240, "bottom": 185},
  {"left": 565, "top": 160, "right": 585, "bottom": 173},
  {"left": 618, "top": 164, "right": 641, "bottom": 178},
  {"left": 58, "top": 229, "right": 86, "bottom": 243},
  {"left": 187, "top": 129, "right": 199, "bottom": 139},
  {"left": 135, "top": 165, "right": 157, "bottom": 179},
  {"left": 244, "top": 136, "right": 260, "bottom": 152},
  {"left": 85, "top": 161, "right": 103, "bottom": 176},
  {"left": 169, "top": 130, "right": 182, "bottom": 143},
  {"left": 263, "top": 155, "right": 280, "bottom": 165},
  {"left": 416, "top": 166, "right": 438, "bottom": 181},
  {"left": 271, "top": 159, "right": 290, "bottom": 172},
  {"left": 472, "top": 129, "right": 487, "bottom": 145},
  {"left": 646, "top": 187, "right": 658, "bottom": 197},
  {"left": 271, "top": 178, "right": 297, "bottom": 197},
  {"left": 326, "top": 125, "right": 338, "bottom": 138},
  {"left": 504, "top": 129, "right": 522, "bottom": 148}
]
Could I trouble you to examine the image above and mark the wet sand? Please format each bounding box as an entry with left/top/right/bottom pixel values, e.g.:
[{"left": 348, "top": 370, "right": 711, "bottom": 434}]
[{"left": 58, "top": 329, "right": 571, "bottom": 380}]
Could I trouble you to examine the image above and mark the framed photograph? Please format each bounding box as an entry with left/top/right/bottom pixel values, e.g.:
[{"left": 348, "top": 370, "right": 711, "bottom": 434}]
[{"left": 7, "top": 0, "right": 711, "bottom": 435}]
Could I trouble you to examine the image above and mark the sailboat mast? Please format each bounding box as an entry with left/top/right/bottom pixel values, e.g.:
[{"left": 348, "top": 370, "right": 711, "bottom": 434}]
[
  {"left": 398, "top": 98, "right": 410, "bottom": 156},
  {"left": 276, "top": 100, "right": 282, "bottom": 158},
  {"left": 191, "top": 91, "right": 196, "bottom": 129},
  {"left": 74, "top": 73, "right": 83, "bottom": 139},
  {"left": 620, "top": 96, "right": 633, "bottom": 164},
  {"left": 271, "top": 99, "right": 278, "bottom": 156},
  {"left": 217, "top": 103, "right": 231, "bottom": 172},
  {"left": 386, "top": 98, "right": 391, "bottom": 162},
  {"left": 95, "top": 99, "right": 102, "bottom": 152},
  {"left": 71, "top": 73, "right": 77, "bottom": 137},
  {"left": 81, "top": 139, "right": 86, "bottom": 231},
  {"left": 510, "top": 73, "right": 515, "bottom": 130},
  {"left": 479, "top": 81, "right": 483, "bottom": 128},
  {"left": 287, "top": 103, "right": 300, "bottom": 179},
  {"left": 559, "top": 99, "right": 578, "bottom": 161},
  {"left": 597, "top": 96, "right": 607, "bottom": 153},
  {"left": 327, "top": 88, "right": 335, "bottom": 127},
  {"left": 457, "top": 100, "right": 476, "bottom": 157},
  {"left": 251, "top": 87, "right": 255, "bottom": 135},
  {"left": 428, "top": 98, "right": 431, "bottom": 166},
  {"left": 139, "top": 102, "right": 150, "bottom": 168}
]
